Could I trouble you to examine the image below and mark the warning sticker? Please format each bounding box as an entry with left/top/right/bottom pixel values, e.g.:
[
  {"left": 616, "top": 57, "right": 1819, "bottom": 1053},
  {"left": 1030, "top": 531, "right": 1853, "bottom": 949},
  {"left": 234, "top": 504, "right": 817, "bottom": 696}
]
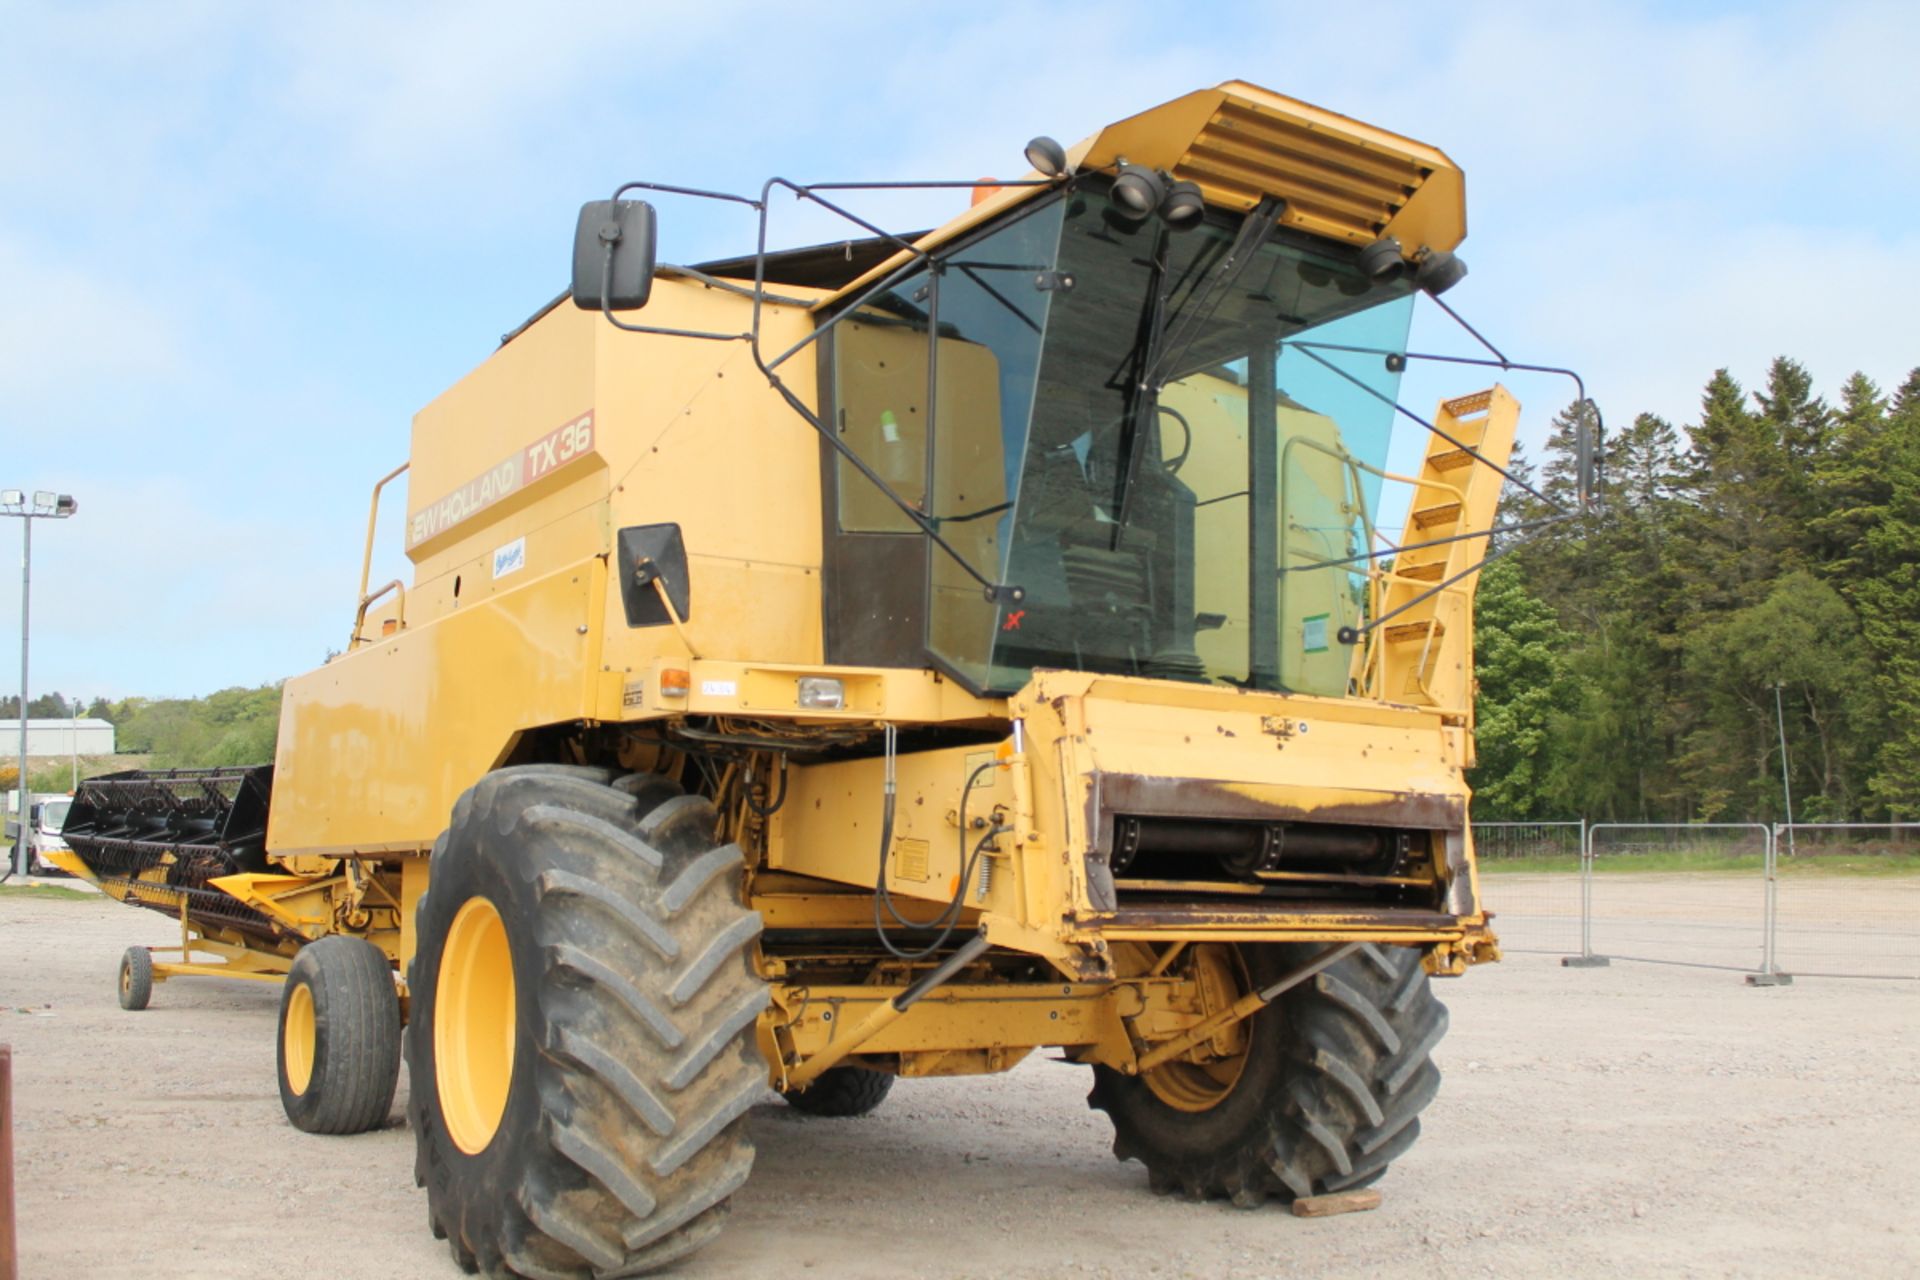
[
  {"left": 893, "top": 838, "right": 930, "bottom": 882},
  {"left": 1302, "top": 613, "right": 1330, "bottom": 654}
]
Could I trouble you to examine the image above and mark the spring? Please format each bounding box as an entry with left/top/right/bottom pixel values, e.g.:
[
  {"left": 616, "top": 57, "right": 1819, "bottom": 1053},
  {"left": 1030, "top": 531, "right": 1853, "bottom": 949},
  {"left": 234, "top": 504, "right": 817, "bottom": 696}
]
[{"left": 975, "top": 852, "right": 994, "bottom": 901}]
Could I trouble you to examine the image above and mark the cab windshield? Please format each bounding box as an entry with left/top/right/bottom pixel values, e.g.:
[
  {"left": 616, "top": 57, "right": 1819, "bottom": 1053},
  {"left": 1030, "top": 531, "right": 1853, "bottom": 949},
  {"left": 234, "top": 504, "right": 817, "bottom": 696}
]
[{"left": 831, "top": 182, "right": 1415, "bottom": 696}]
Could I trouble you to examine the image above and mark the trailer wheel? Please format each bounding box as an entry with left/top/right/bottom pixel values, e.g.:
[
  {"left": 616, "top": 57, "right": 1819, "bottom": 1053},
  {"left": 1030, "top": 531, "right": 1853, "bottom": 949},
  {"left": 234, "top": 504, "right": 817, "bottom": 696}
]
[
  {"left": 783, "top": 1065, "right": 895, "bottom": 1117},
  {"left": 1089, "top": 942, "right": 1447, "bottom": 1206},
  {"left": 408, "top": 767, "right": 769, "bottom": 1279},
  {"left": 277, "top": 934, "right": 402, "bottom": 1135},
  {"left": 118, "top": 946, "right": 153, "bottom": 1011}
]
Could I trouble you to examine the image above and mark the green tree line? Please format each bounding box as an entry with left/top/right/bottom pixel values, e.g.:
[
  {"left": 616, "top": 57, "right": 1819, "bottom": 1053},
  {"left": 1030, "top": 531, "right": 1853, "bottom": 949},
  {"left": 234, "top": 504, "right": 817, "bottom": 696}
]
[
  {"left": 1471, "top": 358, "right": 1920, "bottom": 823},
  {"left": 3, "top": 685, "right": 282, "bottom": 771}
]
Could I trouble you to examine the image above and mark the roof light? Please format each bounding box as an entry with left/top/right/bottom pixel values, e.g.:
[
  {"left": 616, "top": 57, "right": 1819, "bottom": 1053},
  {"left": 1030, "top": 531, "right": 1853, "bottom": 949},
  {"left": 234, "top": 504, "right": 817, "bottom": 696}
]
[
  {"left": 1414, "top": 249, "right": 1468, "bottom": 296},
  {"left": 1024, "top": 136, "right": 1067, "bottom": 178},
  {"left": 1110, "top": 164, "right": 1166, "bottom": 219},
  {"left": 1160, "top": 180, "right": 1204, "bottom": 229},
  {"left": 1357, "top": 236, "right": 1407, "bottom": 282}
]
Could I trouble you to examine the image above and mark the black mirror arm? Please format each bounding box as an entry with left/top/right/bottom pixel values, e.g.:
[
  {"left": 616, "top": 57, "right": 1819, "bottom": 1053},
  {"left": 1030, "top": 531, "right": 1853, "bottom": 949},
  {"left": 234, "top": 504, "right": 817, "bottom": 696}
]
[
  {"left": 1287, "top": 290, "right": 1605, "bottom": 510},
  {"left": 1287, "top": 344, "right": 1575, "bottom": 514},
  {"left": 1419, "top": 291, "right": 1602, "bottom": 508}
]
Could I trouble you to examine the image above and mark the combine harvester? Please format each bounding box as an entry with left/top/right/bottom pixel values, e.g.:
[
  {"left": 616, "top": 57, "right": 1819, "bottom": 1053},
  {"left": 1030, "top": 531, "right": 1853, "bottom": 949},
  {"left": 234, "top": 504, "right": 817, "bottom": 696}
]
[{"left": 58, "top": 80, "right": 1593, "bottom": 1277}]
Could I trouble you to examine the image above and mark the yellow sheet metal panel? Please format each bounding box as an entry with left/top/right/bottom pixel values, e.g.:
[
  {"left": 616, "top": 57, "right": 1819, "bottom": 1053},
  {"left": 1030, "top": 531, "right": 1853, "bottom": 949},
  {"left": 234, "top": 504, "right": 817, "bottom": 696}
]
[
  {"left": 768, "top": 743, "right": 1015, "bottom": 908},
  {"left": 594, "top": 295, "right": 830, "bottom": 667},
  {"left": 407, "top": 304, "right": 602, "bottom": 578},
  {"left": 825, "top": 80, "right": 1466, "bottom": 308},
  {"left": 607, "top": 659, "right": 1005, "bottom": 726},
  {"left": 267, "top": 561, "right": 604, "bottom": 856},
  {"left": 1074, "top": 82, "right": 1464, "bottom": 253},
  {"left": 774, "top": 983, "right": 1112, "bottom": 1058}
]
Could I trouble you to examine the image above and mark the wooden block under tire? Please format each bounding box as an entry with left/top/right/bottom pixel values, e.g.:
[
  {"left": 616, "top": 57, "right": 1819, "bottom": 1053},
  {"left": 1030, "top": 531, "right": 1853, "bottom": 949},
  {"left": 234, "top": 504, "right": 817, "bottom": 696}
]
[{"left": 1291, "top": 1190, "right": 1383, "bottom": 1218}]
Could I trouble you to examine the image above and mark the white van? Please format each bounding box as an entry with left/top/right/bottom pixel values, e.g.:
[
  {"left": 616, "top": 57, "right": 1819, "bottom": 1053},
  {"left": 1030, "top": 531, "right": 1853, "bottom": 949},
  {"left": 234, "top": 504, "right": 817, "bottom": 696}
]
[{"left": 29, "top": 795, "right": 72, "bottom": 873}]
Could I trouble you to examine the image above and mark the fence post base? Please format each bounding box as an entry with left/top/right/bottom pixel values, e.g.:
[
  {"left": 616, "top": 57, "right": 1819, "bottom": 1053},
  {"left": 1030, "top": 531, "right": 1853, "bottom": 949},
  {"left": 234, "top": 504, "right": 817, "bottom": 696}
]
[
  {"left": 1561, "top": 955, "right": 1611, "bottom": 968},
  {"left": 1744, "top": 971, "right": 1794, "bottom": 987}
]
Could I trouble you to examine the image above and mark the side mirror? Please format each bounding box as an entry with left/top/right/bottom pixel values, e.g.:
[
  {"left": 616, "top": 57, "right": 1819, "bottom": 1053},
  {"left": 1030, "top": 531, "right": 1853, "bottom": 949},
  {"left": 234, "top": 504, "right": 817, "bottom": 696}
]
[
  {"left": 1575, "top": 408, "right": 1598, "bottom": 507},
  {"left": 571, "top": 199, "right": 657, "bottom": 311}
]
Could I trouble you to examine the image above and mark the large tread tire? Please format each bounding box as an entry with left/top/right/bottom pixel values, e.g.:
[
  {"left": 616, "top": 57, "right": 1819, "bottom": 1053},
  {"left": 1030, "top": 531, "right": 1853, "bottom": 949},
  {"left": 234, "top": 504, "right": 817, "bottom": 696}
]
[
  {"left": 118, "top": 946, "right": 153, "bottom": 1011},
  {"left": 408, "top": 766, "right": 769, "bottom": 1279},
  {"left": 1090, "top": 942, "right": 1447, "bottom": 1207},
  {"left": 783, "top": 1065, "right": 894, "bottom": 1118},
  {"left": 278, "top": 934, "right": 403, "bottom": 1134}
]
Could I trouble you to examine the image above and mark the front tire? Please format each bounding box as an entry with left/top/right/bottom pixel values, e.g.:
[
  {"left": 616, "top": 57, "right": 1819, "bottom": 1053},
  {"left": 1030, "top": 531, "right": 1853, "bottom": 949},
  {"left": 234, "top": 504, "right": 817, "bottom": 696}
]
[
  {"left": 1090, "top": 942, "right": 1447, "bottom": 1206},
  {"left": 277, "top": 934, "right": 402, "bottom": 1135},
  {"left": 407, "top": 766, "right": 769, "bottom": 1278},
  {"left": 783, "top": 1065, "right": 894, "bottom": 1118}
]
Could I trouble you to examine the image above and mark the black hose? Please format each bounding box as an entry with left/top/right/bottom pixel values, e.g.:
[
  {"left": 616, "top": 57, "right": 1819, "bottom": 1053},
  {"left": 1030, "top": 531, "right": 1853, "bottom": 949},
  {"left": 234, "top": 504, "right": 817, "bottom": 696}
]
[
  {"left": 744, "top": 755, "right": 789, "bottom": 818},
  {"left": 872, "top": 761, "right": 1001, "bottom": 961}
]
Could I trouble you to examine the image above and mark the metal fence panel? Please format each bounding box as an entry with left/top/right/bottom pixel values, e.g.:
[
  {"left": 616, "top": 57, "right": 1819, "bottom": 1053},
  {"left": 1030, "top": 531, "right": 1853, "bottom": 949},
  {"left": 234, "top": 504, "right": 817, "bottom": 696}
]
[
  {"left": 1770, "top": 824, "right": 1920, "bottom": 980},
  {"left": 1473, "top": 822, "right": 1584, "bottom": 956},
  {"left": 1584, "top": 823, "right": 1771, "bottom": 973}
]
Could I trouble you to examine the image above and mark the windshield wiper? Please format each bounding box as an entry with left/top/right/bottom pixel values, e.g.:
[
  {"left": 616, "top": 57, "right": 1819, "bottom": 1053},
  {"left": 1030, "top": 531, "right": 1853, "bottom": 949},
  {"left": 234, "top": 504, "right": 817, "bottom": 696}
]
[
  {"left": 1145, "top": 196, "right": 1282, "bottom": 390},
  {"left": 1110, "top": 198, "right": 1282, "bottom": 537},
  {"left": 1107, "top": 228, "right": 1175, "bottom": 541}
]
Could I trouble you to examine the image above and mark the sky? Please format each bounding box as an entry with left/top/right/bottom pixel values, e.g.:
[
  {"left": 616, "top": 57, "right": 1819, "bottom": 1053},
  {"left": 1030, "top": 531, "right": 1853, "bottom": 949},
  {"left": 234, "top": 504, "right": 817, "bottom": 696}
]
[{"left": 3, "top": 0, "right": 1917, "bottom": 701}]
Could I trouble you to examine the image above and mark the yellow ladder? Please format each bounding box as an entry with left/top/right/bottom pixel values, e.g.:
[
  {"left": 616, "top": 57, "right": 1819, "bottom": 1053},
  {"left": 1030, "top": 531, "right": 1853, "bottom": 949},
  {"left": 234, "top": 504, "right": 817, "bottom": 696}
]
[{"left": 1366, "top": 385, "right": 1519, "bottom": 711}]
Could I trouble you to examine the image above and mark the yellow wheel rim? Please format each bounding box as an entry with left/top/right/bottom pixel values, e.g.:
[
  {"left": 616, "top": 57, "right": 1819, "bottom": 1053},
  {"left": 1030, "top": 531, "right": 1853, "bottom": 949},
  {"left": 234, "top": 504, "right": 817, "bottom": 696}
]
[
  {"left": 119, "top": 960, "right": 133, "bottom": 999},
  {"left": 435, "top": 896, "right": 517, "bottom": 1154},
  {"left": 1142, "top": 945, "right": 1253, "bottom": 1114},
  {"left": 284, "top": 982, "right": 316, "bottom": 1096}
]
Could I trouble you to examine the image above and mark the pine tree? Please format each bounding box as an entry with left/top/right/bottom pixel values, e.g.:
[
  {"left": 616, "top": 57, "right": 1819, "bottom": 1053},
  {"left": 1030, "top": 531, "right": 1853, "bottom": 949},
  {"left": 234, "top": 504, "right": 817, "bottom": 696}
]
[
  {"left": 1469, "top": 558, "right": 1582, "bottom": 819},
  {"left": 1851, "top": 393, "right": 1920, "bottom": 816}
]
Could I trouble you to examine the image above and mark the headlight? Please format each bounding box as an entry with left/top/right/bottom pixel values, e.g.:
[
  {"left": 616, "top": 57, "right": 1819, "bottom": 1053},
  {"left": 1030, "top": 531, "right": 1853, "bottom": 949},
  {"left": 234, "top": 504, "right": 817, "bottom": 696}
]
[{"left": 796, "top": 677, "right": 845, "bottom": 711}]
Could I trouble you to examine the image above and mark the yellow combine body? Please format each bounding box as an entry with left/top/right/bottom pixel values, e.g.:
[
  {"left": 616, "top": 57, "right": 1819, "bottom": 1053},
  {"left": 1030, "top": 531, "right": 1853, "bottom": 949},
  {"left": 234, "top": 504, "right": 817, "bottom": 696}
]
[{"left": 57, "top": 81, "right": 1542, "bottom": 1277}]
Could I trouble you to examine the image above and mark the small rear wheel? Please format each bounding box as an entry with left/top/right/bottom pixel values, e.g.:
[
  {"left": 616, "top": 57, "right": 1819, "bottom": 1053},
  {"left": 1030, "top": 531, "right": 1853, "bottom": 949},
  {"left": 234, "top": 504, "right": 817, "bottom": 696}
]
[
  {"left": 117, "top": 947, "right": 153, "bottom": 1011},
  {"left": 277, "top": 934, "right": 403, "bottom": 1135},
  {"left": 1090, "top": 942, "right": 1447, "bottom": 1206},
  {"left": 784, "top": 1065, "right": 895, "bottom": 1118}
]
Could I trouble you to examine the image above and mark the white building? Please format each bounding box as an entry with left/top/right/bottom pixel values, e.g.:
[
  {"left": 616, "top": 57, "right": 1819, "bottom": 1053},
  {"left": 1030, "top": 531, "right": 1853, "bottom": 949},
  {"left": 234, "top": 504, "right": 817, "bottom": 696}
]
[{"left": 0, "top": 718, "right": 117, "bottom": 757}]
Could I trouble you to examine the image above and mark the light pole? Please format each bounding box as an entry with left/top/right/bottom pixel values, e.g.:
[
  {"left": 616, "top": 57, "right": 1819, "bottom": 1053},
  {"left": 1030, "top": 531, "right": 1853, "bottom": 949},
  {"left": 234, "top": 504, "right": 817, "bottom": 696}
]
[
  {"left": 1773, "top": 682, "right": 1796, "bottom": 860},
  {"left": 3, "top": 490, "right": 79, "bottom": 878}
]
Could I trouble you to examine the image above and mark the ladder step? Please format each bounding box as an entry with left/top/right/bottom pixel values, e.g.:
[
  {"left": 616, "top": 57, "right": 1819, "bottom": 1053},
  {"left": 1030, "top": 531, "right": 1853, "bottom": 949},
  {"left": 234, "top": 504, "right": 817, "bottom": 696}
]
[
  {"left": 1429, "top": 448, "right": 1477, "bottom": 472},
  {"left": 1397, "top": 562, "right": 1445, "bottom": 582},
  {"left": 1383, "top": 619, "right": 1444, "bottom": 644},
  {"left": 1442, "top": 390, "right": 1492, "bottom": 416},
  {"left": 1411, "top": 503, "right": 1462, "bottom": 530}
]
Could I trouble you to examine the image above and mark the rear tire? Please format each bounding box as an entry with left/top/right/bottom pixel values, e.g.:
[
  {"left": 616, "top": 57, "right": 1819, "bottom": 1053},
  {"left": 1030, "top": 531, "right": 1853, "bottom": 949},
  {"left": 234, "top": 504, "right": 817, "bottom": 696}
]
[
  {"left": 783, "top": 1065, "right": 894, "bottom": 1118},
  {"left": 1090, "top": 943, "right": 1447, "bottom": 1206},
  {"left": 118, "top": 946, "right": 152, "bottom": 1011},
  {"left": 277, "top": 934, "right": 403, "bottom": 1135},
  {"left": 408, "top": 766, "right": 769, "bottom": 1279}
]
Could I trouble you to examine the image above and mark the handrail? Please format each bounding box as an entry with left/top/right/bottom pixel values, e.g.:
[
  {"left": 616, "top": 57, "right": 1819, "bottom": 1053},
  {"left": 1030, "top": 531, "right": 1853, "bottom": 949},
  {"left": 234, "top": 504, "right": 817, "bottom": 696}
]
[
  {"left": 351, "top": 579, "right": 407, "bottom": 649},
  {"left": 355, "top": 463, "right": 410, "bottom": 628}
]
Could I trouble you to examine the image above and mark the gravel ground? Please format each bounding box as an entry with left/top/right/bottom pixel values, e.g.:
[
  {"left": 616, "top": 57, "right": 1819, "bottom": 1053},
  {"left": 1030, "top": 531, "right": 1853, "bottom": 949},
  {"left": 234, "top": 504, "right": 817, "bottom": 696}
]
[{"left": 3, "top": 886, "right": 1917, "bottom": 1279}]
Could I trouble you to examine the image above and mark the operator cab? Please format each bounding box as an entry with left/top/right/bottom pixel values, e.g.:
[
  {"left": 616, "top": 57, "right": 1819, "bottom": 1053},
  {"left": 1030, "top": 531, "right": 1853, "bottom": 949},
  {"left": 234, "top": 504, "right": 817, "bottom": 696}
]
[{"left": 813, "top": 177, "right": 1414, "bottom": 699}]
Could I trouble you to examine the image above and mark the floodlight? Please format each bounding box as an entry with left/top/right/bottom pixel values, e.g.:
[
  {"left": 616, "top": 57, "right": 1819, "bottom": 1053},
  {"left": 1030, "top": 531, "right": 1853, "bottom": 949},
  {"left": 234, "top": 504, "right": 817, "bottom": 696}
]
[
  {"left": 1110, "top": 165, "right": 1166, "bottom": 218},
  {"left": 1024, "top": 136, "right": 1067, "bottom": 177},
  {"left": 1160, "top": 180, "right": 1205, "bottom": 228}
]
